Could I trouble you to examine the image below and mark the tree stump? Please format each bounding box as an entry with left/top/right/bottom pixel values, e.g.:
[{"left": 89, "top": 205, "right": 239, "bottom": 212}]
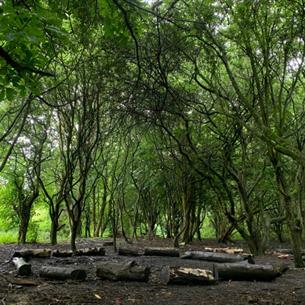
[
  {"left": 160, "top": 266, "right": 217, "bottom": 285},
  {"left": 39, "top": 266, "right": 87, "bottom": 281},
  {"left": 12, "top": 257, "right": 32, "bottom": 276},
  {"left": 144, "top": 247, "right": 180, "bottom": 257},
  {"left": 96, "top": 260, "right": 149, "bottom": 282}
]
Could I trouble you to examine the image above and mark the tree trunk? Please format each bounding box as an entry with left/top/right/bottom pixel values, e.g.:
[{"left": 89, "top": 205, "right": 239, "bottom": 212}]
[
  {"left": 70, "top": 222, "right": 78, "bottom": 253},
  {"left": 18, "top": 208, "right": 30, "bottom": 244},
  {"left": 50, "top": 216, "right": 59, "bottom": 246}
]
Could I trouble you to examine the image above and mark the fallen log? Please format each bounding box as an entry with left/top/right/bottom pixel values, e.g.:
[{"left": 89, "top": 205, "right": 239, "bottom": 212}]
[
  {"left": 144, "top": 247, "right": 179, "bottom": 257},
  {"left": 96, "top": 260, "right": 149, "bottom": 282},
  {"left": 13, "top": 249, "right": 52, "bottom": 259},
  {"left": 39, "top": 266, "right": 87, "bottom": 281},
  {"left": 181, "top": 251, "right": 247, "bottom": 263},
  {"left": 76, "top": 247, "right": 105, "bottom": 256},
  {"left": 215, "top": 262, "right": 288, "bottom": 281},
  {"left": 12, "top": 257, "right": 32, "bottom": 276},
  {"left": 273, "top": 249, "right": 305, "bottom": 255},
  {"left": 103, "top": 241, "right": 114, "bottom": 247},
  {"left": 52, "top": 247, "right": 105, "bottom": 257},
  {"left": 52, "top": 250, "right": 73, "bottom": 257},
  {"left": 204, "top": 247, "right": 244, "bottom": 255},
  {"left": 160, "top": 266, "right": 217, "bottom": 285},
  {"left": 118, "top": 247, "right": 142, "bottom": 256}
]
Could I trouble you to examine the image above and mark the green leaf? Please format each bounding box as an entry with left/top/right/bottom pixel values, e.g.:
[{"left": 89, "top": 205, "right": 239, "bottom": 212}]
[{"left": 5, "top": 87, "right": 16, "bottom": 101}]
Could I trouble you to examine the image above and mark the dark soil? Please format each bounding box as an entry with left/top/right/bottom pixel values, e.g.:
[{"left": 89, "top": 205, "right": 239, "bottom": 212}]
[{"left": 0, "top": 238, "right": 303, "bottom": 305}]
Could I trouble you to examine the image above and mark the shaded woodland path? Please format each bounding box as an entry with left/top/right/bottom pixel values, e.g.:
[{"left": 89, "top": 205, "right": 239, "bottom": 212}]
[{"left": 0, "top": 238, "right": 304, "bottom": 305}]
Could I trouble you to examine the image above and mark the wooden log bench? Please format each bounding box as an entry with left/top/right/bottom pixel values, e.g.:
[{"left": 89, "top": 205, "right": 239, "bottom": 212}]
[
  {"left": 39, "top": 266, "right": 87, "bottom": 281},
  {"left": 96, "top": 260, "right": 149, "bottom": 282}
]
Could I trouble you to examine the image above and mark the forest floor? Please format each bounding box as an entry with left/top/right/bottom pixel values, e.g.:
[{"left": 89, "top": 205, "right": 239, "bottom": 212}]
[{"left": 0, "top": 238, "right": 304, "bottom": 305}]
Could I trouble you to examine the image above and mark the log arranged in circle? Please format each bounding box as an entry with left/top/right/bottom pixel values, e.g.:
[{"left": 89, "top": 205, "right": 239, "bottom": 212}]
[
  {"left": 181, "top": 251, "right": 246, "bottom": 263},
  {"left": 12, "top": 257, "right": 32, "bottom": 276},
  {"left": 96, "top": 260, "right": 149, "bottom": 282},
  {"left": 75, "top": 247, "right": 105, "bottom": 256},
  {"left": 214, "top": 262, "right": 288, "bottom": 281},
  {"left": 13, "top": 249, "right": 52, "bottom": 259},
  {"left": 118, "top": 247, "right": 142, "bottom": 256},
  {"left": 39, "top": 266, "right": 87, "bottom": 281},
  {"left": 160, "top": 266, "right": 217, "bottom": 285},
  {"left": 144, "top": 247, "right": 180, "bottom": 257}
]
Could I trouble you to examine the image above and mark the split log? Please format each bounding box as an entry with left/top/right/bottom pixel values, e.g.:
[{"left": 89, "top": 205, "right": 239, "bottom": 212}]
[
  {"left": 12, "top": 257, "right": 32, "bottom": 276},
  {"left": 144, "top": 247, "right": 180, "bottom": 257},
  {"left": 76, "top": 247, "right": 105, "bottom": 256},
  {"left": 96, "top": 260, "right": 149, "bottom": 282},
  {"left": 160, "top": 266, "right": 217, "bottom": 285},
  {"left": 39, "top": 266, "right": 87, "bottom": 281},
  {"left": 215, "top": 262, "right": 288, "bottom": 281},
  {"left": 118, "top": 247, "right": 142, "bottom": 256},
  {"left": 13, "top": 249, "right": 52, "bottom": 259},
  {"left": 181, "top": 251, "right": 247, "bottom": 263}
]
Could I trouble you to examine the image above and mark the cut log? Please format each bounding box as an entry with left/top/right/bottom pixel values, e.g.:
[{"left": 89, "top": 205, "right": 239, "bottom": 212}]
[
  {"left": 160, "top": 266, "right": 217, "bottom": 285},
  {"left": 76, "top": 247, "right": 105, "bottom": 256},
  {"left": 204, "top": 247, "right": 244, "bottom": 255},
  {"left": 39, "top": 266, "right": 87, "bottom": 281},
  {"left": 96, "top": 260, "right": 149, "bottom": 282},
  {"left": 181, "top": 251, "right": 247, "bottom": 263},
  {"left": 103, "top": 241, "right": 114, "bottom": 247},
  {"left": 144, "top": 247, "right": 179, "bottom": 257},
  {"left": 12, "top": 257, "right": 32, "bottom": 276},
  {"left": 52, "top": 250, "right": 73, "bottom": 257},
  {"left": 273, "top": 249, "right": 305, "bottom": 255},
  {"left": 13, "top": 249, "right": 52, "bottom": 259},
  {"left": 52, "top": 247, "right": 105, "bottom": 257},
  {"left": 118, "top": 247, "right": 142, "bottom": 256},
  {"left": 215, "top": 262, "right": 288, "bottom": 281}
]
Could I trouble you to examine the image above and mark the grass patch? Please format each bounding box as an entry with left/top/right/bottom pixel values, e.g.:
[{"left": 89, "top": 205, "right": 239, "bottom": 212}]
[{"left": 0, "top": 230, "right": 18, "bottom": 243}]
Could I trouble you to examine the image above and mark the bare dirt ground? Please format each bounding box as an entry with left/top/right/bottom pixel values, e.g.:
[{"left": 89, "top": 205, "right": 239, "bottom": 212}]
[{"left": 0, "top": 238, "right": 304, "bottom": 305}]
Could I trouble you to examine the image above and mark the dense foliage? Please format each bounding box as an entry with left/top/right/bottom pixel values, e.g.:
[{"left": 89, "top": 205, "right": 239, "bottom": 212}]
[{"left": 1, "top": 0, "right": 305, "bottom": 267}]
